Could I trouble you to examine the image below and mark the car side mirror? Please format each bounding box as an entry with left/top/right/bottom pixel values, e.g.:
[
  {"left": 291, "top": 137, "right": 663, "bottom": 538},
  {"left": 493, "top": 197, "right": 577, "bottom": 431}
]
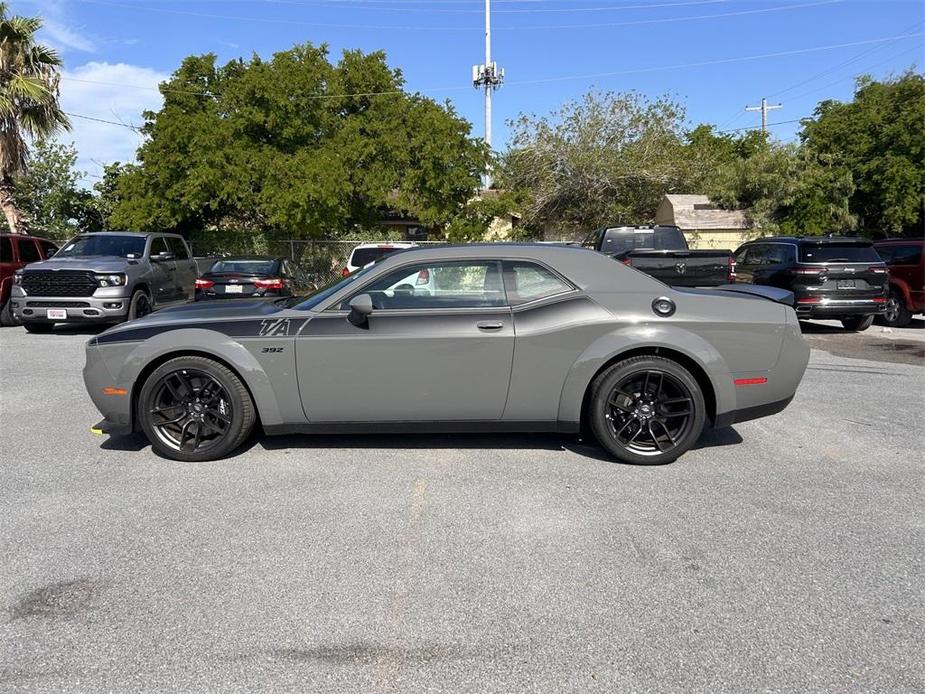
[{"left": 347, "top": 293, "right": 373, "bottom": 328}]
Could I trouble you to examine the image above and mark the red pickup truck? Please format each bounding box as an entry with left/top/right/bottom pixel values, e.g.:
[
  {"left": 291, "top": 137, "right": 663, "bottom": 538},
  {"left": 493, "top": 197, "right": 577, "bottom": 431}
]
[
  {"left": 0, "top": 233, "right": 59, "bottom": 326},
  {"left": 874, "top": 238, "right": 924, "bottom": 327}
]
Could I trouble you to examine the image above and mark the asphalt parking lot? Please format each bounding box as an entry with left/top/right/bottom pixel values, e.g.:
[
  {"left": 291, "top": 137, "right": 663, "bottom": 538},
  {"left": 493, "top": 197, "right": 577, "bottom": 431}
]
[{"left": 1, "top": 321, "right": 923, "bottom": 693}]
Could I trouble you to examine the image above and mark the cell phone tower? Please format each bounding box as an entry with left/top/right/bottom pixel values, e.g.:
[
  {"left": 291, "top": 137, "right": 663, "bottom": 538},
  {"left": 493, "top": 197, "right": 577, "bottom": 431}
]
[{"left": 472, "top": 0, "right": 504, "bottom": 189}]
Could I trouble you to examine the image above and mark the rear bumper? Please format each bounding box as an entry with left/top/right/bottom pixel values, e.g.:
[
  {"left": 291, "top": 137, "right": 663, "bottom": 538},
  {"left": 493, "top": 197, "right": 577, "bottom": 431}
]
[
  {"left": 794, "top": 298, "right": 886, "bottom": 318},
  {"left": 713, "top": 395, "right": 794, "bottom": 429}
]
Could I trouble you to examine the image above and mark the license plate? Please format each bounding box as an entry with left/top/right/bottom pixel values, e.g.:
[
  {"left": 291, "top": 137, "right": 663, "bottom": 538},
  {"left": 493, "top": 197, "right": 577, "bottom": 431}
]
[
  {"left": 225, "top": 284, "right": 243, "bottom": 294},
  {"left": 837, "top": 279, "right": 856, "bottom": 289},
  {"left": 46, "top": 309, "right": 67, "bottom": 320}
]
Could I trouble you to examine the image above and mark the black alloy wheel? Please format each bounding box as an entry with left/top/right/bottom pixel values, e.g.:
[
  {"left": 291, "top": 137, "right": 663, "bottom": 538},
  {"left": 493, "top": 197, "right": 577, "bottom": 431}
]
[
  {"left": 128, "top": 290, "right": 152, "bottom": 322},
  {"left": 139, "top": 356, "right": 255, "bottom": 462},
  {"left": 590, "top": 356, "right": 706, "bottom": 465}
]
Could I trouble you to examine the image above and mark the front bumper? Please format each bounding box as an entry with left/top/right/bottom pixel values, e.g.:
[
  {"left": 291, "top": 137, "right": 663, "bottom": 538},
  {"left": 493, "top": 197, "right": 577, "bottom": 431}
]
[{"left": 10, "top": 286, "right": 130, "bottom": 323}]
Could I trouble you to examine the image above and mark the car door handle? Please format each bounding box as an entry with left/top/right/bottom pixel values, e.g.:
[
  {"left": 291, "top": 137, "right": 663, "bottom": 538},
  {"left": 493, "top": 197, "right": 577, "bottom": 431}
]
[{"left": 477, "top": 321, "right": 504, "bottom": 331}]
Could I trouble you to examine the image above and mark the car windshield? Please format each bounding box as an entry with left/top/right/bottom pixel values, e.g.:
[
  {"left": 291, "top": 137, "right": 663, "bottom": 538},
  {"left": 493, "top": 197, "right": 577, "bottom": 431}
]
[
  {"left": 209, "top": 259, "right": 279, "bottom": 275},
  {"left": 799, "top": 243, "right": 881, "bottom": 263},
  {"left": 294, "top": 263, "right": 379, "bottom": 311},
  {"left": 58, "top": 234, "right": 147, "bottom": 259}
]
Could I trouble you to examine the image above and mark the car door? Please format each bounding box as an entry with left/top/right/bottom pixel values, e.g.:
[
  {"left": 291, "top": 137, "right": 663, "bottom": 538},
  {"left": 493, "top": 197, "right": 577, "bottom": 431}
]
[
  {"left": 167, "top": 236, "right": 196, "bottom": 301},
  {"left": 148, "top": 237, "right": 178, "bottom": 305},
  {"left": 296, "top": 259, "right": 514, "bottom": 422},
  {"left": 734, "top": 245, "right": 765, "bottom": 284},
  {"left": 752, "top": 243, "right": 793, "bottom": 288}
]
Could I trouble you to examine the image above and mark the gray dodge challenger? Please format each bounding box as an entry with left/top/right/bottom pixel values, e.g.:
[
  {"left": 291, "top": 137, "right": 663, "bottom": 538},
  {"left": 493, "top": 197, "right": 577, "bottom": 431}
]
[{"left": 84, "top": 244, "right": 809, "bottom": 464}]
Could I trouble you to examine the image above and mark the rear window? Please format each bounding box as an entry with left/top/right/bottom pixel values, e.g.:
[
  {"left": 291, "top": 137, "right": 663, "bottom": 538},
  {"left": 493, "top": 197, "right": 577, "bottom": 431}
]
[
  {"left": 600, "top": 228, "right": 686, "bottom": 254},
  {"left": 799, "top": 243, "right": 881, "bottom": 263},
  {"left": 209, "top": 259, "right": 280, "bottom": 275},
  {"left": 349, "top": 246, "right": 402, "bottom": 268}
]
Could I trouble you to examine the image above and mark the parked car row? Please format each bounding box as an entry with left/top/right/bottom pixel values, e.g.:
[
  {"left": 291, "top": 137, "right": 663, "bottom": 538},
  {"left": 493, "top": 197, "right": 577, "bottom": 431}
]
[{"left": 2, "top": 230, "right": 922, "bottom": 334}]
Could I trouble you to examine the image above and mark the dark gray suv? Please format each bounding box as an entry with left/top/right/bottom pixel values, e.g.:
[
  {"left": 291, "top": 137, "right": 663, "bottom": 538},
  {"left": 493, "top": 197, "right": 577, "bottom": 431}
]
[{"left": 11, "top": 232, "right": 197, "bottom": 333}]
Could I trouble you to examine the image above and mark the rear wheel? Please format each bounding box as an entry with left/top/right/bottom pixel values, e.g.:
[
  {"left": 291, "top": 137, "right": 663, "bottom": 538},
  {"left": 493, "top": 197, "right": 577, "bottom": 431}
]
[
  {"left": 879, "top": 289, "right": 913, "bottom": 328},
  {"left": 138, "top": 356, "right": 256, "bottom": 462},
  {"left": 841, "top": 315, "right": 874, "bottom": 332},
  {"left": 22, "top": 321, "right": 53, "bottom": 334},
  {"left": 589, "top": 356, "right": 706, "bottom": 465}
]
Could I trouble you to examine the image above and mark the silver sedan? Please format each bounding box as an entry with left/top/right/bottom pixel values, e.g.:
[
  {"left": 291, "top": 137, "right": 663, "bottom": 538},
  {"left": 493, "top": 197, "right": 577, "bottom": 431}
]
[{"left": 84, "top": 244, "right": 809, "bottom": 464}]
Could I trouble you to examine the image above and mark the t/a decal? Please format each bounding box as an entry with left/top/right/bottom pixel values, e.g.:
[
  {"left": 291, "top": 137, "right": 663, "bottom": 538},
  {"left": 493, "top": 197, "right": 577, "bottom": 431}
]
[{"left": 258, "top": 318, "right": 291, "bottom": 337}]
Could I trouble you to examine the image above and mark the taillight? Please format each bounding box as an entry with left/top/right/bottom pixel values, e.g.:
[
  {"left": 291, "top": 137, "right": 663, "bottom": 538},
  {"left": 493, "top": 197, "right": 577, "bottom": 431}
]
[
  {"left": 868, "top": 266, "right": 888, "bottom": 275},
  {"left": 791, "top": 265, "right": 826, "bottom": 276},
  {"left": 734, "top": 377, "right": 768, "bottom": 386},
  {"left": 727, "top": 257, "right": 736, "bottom": 283},
  {"left": 195, "top": 278, "right": 214, "bottom": 290},
  {"left": 621, "top": 258, "right": 632, "bottom": 266},
  {"left": 254, "top": 278, "right": 285, "bottom": 290},
  {"left": 872, "top": 296, "right": 887, "bottom": 303},
  {"left": 342, "top": 267, "right": 350, "bottom": 278},
  {"left": 416, "top": 269, "right": 430, "bottom": 285},
  {"left": 796, "top": 297, "right": 822, "bottom": 304}
]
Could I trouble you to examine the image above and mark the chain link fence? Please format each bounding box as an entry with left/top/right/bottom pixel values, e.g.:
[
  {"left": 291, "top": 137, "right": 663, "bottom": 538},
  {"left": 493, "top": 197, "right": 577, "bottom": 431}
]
[{"left": 189, "top": 239, "right": 448, "bottom": 290}]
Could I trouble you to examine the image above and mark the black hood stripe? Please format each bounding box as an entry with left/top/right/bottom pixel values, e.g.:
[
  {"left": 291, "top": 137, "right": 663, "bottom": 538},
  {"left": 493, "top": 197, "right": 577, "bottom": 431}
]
[{"left": 95, "top": 318, "right": 307, "bottom": 344}]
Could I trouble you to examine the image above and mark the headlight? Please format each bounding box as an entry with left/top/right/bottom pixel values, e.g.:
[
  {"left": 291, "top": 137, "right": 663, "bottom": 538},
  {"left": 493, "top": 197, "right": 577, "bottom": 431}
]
[
  {"left": 13, "top": 271, "right": 23, "bottom": 285},
  {"left": 96, "top": 274, "right": 127, "bottom": 287}
]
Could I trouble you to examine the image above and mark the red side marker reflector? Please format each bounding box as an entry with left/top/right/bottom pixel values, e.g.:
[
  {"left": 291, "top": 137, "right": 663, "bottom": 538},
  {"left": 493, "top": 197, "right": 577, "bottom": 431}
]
[
  {"left": 734, "top": 377, "right": 768, "bottom": 387},
  {"left": 102, "top": 387, "right": 128, "bottom": 396}
]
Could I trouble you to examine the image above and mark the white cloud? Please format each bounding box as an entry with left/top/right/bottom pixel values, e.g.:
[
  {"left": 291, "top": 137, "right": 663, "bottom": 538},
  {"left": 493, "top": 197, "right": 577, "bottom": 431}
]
[
  {"left": 57, "top": 62, "right": 169, "bottom": 184},
  {"left": 42, "top": 19, "right": 96, "bottom": 53}
]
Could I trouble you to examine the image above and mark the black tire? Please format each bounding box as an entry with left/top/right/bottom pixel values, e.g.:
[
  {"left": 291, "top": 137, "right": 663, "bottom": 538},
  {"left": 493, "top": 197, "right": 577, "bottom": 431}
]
[
  {"left": 138, "top": 356, "right": 256, "bottom": 462},
  {"left": 127, "top": 289, "right": 153, "bottom": 322},
  {"left": 0, "top": 298, "right": 18, "bottom": 327},
  {"left": 840, "top": 315, "right": 875, "bottom": 332},
  {"left": 589, "top": 355, "right": 707, "bottom": 465},
  {"left": 879, "top": 289, "right": 913, "bottom": 328},
  {"left": 22, "top": 321, "right": 54, "bottom": 334}
]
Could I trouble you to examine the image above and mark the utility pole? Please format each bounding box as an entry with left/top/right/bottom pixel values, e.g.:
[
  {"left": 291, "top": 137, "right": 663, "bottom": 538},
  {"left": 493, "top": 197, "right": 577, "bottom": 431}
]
[
  {"left": 472, "top": 0, "right": 504, "bottom": 189},
  {"left": 745, "top": 97, "right": 782, "bottom": 133}
]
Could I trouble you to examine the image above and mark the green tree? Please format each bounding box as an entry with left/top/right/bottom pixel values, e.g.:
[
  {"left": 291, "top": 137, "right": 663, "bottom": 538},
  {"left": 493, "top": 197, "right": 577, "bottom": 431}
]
[
  {"left": 0, "top": 3, "right": 69, "bottom": 233},
  {"left": 501, "top": 91, "right": 698, "bottom": 236},
  {"left": 111, "top": 45, "right": 489, "bottom": 242},
  {"left": 800, "top": 70, "right": 925, "bottom": 236},
  {"left": 12, "top": 139, "right": 102, "bottom": 238}
]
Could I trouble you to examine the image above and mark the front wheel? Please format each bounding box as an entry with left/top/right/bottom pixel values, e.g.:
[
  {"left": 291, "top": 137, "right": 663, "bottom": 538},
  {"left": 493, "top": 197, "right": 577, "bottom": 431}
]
[
  {"left": 589, "top": 356, "right": 706, "bottom": 465},
  {"left": 0, "top": 299, "right": 19, "bottom": 327},
  {"left": 138, "top": 356, "right": 256, "bottom": 462},
  {"left": 22, "top": 321, "right": 54, "bottom": 334},
  {"left": 127, "top": 289, "right": 153, "bottom": 322},
  {"left": 841, "top": 315, "right": 874, "bottom": 332}
]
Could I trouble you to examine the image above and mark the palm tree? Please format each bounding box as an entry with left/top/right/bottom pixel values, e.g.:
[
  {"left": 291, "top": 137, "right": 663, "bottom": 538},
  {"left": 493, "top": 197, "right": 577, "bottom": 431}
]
[{"left": 0, "top": 3, "right": 69, "bottom": 233}]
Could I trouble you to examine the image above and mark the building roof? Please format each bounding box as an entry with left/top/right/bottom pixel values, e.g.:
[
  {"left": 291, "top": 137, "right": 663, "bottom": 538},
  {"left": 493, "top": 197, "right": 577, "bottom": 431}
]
[{"left": 657, "top": 194, "right": 749, "bottom": 231}]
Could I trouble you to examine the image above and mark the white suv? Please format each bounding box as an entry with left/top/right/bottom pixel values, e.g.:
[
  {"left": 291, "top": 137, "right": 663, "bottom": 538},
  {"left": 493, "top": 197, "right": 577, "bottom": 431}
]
[{"left": 342, "top": 242, "right": 416, "bottom": 276}]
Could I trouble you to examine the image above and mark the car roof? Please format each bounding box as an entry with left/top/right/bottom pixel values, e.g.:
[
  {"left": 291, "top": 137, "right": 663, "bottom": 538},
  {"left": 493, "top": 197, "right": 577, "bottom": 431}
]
[
  {"left": 0, "top": 232, "right": 56, "bottom": 242},
  {"left": 351, "top": 241, "right": 415, "bottom": 249},
  {"left": 744, "top": 236, "right": 873, "bottom": 245},
  {"left": 874, "top": 238, "right": 924, "bottom": 244},
  {"left": 210, "top": 256, "right": 282, "bottom": 261},
  {"left": 75, "top": 231, "right": 181, "bottom": 238}
]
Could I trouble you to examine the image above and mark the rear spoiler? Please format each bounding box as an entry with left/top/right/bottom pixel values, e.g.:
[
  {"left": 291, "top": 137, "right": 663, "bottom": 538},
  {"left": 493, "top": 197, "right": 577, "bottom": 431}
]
[{"left": 712, "top": 284, "right": 795, "bottom": 306}]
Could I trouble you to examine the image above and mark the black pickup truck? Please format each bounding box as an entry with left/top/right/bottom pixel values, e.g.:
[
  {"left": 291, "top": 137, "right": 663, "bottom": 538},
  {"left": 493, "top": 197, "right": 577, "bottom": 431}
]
[{"left": 582, "top": 225, "right": 736, "bottom": 287}]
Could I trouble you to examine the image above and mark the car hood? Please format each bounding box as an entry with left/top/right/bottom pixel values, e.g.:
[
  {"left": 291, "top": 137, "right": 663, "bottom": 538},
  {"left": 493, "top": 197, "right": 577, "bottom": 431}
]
[{"left": 23, "top": 256, "right": 138, "bottom": 273}]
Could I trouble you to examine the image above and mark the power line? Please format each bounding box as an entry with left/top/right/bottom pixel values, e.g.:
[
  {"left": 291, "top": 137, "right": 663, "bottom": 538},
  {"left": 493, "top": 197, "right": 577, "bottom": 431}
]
[
  {"left": 59, "top": 32, "right": 925, "bottom": 113},
  {"left": 74, "top": 0, "right": 840, "bottom": 31},
  {"left": 65, "top": 111, "right": 142, "bottom": 130},
  {"left": 718, "top": 118, "right": 801, "bottom": 133}
]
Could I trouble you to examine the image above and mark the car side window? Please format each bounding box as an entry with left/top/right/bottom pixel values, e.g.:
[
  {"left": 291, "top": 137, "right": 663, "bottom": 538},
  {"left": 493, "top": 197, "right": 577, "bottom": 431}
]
[
  {"left": 18, "top": 239, "right": 41, "bottom": 263},
  {"left": 892, "top": 245, "right": 922, "bottom": 265},
  {"left": 503, "top": 261, "right": 573, "bottom": 305},
  {"left": 740, "top": 245, "right": 765, "bottom": 265},
  {"left": 340, "top": 261, "right": 506, "bottom": 310},
  {"left": 151, "top": 237, "right": 171, "bottom": 257},
  {"left": 0, "top": 237, "right": 12, "bottom": 263},
  {"left": 167, "top": 237, "right": 190, "bottom": 259},
  {"left": 40, "top": 240, "right": 58, "bottom": 258},
  {"left": 734, "top": 247, "right": 750, "bottom": 265},
  {"left": 765, "top": 244, "right": 788, "bottom": 265}
]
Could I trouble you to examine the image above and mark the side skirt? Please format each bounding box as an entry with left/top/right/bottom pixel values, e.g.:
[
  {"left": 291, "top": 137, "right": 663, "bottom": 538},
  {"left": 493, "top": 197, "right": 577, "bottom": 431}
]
[{"left": 262, "top": 420, "right": 580, "bottom": 436}]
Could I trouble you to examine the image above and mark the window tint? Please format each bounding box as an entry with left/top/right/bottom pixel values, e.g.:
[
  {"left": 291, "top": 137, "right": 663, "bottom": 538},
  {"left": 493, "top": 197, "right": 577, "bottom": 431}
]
[
  {"left": 58, "top": 234, "right": 146, "bottom": 258},
  {"left": 599, "top": 227, "right": 686, "bottom": 254},
  {"left": 764, "top": 244, "right": 792, "bottom": 265},
  {"left": 209, "top": 259, "right": 279, "bottom": 275},
  {"left": 888, "top": 245, "right": 922, "bottom": 266},
  {"left": 342, "top": 261, "right": 505, "bottom": 310},
  {"left": 503, "top": 261, "right": 572, "bottom": 305},
  {"left": 0, "top": 237, "right": 12, "bottom": 263},
  {"left": 152, "top": 237, "right": 172, "bottom": 256},
  {"left": 166, "top": 236, "right": 190, "bottom": 259},
  {"left": 349, "top": 246, "right": 404, "bottom": 268},
  {"left": 799, "top": 243, "right": 880, "bottom": 263},
  {"left": 740, "top": 245, "right": 766, "bottom": 265},
  {"left": 18, "top": 240, "right": 40, "bottom": 263},
  {"left": 40, "top": 240, "right": 58, "bottom": 258}
]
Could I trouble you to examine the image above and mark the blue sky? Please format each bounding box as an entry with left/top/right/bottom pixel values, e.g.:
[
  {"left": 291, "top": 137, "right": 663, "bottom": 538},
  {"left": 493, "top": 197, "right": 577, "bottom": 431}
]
[{"left": 18, "top": 0, "right": 925, "bottom": 181}]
